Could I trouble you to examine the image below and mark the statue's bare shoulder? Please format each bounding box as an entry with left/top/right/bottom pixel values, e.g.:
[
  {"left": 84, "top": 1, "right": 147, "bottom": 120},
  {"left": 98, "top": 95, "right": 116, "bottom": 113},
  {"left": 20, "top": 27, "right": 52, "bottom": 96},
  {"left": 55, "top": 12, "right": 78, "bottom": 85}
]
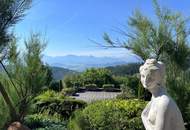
[
  {"left": 157, "top": 95, "right": 170, "bottom": 108},
  {"left": 139, "top": 59, "right": 185, "bottom": 130}
]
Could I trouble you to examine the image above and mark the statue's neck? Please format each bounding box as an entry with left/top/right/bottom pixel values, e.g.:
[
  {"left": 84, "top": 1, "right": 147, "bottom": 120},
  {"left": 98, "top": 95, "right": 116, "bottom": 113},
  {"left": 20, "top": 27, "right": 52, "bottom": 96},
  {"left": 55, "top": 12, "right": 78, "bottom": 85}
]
[{"left": 148, "top": 86, "right": 167, "bottom": 99}]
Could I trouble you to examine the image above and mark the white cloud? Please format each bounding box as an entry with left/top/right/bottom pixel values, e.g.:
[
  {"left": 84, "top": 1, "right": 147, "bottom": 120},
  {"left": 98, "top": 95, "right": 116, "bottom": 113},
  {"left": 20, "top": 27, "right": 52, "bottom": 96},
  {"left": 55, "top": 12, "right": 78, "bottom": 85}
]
[
  {"left": 45, "top": 48, "right": 128, "bottom": 57},
  {"left": 44, "top": 48, "right": 143, "bottom": 61}
]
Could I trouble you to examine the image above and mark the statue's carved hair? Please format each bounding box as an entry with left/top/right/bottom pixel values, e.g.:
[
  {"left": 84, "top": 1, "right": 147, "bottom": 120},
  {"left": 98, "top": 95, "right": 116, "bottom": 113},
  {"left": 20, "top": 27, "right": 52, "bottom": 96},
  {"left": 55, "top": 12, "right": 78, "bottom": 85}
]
[
  {"left": 140, "top": 59, "right": 165, "bottom": 74},
  {"left": 139, "top": 59, "right": 165, "bottom": 85}
]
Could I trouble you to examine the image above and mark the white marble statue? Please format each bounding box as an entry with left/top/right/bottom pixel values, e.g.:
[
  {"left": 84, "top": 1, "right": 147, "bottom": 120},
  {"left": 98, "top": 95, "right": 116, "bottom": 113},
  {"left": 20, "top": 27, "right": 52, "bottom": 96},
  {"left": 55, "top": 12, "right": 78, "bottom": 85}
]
[{"left": 139, "top": 59, "right": 185, "bottom": 130}]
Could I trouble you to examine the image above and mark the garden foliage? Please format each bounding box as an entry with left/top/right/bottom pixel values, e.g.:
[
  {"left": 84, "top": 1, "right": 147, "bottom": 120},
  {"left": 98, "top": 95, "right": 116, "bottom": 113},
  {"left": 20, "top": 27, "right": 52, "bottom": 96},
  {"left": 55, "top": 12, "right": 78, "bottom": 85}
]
[
  {"left": 24, "top": 112, "right": 67, "bottom": 130},
  {"left": 34, "top": 90, "right": 87, "bottom": 119},
  {"left": 68, "top": 99, "right": 147, "bottom": 130}
]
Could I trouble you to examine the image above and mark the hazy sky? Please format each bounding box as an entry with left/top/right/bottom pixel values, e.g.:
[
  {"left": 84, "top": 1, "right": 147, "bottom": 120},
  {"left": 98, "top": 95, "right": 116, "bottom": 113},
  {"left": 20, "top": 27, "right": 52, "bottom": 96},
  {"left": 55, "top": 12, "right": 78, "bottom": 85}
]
[{"left": 15, "top": 0, "right": 190, "bottom": 57}]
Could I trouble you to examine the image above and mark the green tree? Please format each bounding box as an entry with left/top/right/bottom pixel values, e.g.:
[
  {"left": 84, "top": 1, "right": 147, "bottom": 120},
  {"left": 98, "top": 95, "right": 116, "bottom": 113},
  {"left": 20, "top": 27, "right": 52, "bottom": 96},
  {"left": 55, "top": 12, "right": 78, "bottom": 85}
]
[
  {"left": 82, "top": 68, "right": 114, "bottom": 88},
  {"left": 42, "top": 64, "right": 53, "bottom": 87},
  {"left": 106, "top": 63, "right": 141, "bottom": 76},
  {"left": 0, "top": 0, "right": 31, "bottom": 49},
  {"left": 0, "top": 0, "right": 32, "bottom": 124},
  {"left": 63, "top": 68, "right": 116, "bottom": 89},
  {"left": 63, "top": 74, "right": 83, "bottom": 89},
  {"left": 0, "top": 33, "right": 51, "bottom": 128}
]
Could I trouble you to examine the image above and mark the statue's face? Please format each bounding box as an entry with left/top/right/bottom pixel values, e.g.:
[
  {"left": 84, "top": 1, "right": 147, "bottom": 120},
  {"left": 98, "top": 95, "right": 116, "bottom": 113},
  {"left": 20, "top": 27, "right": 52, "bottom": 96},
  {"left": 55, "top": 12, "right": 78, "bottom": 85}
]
[{"left": 140, "top": 68, "right": 159, "bottom": 89}]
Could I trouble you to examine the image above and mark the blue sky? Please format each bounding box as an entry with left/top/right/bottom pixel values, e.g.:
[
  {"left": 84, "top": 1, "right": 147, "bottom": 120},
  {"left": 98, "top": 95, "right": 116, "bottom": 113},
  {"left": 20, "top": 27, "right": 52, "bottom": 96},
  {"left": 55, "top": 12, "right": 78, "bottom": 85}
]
[{"left": 15, "top": 0, "right": 190, "bottom": 57}]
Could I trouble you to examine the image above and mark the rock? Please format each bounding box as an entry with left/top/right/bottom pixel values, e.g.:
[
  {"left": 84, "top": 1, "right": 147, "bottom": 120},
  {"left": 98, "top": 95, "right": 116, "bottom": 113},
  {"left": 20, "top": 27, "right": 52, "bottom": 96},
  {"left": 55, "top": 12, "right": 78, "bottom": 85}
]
[{"left": 7, "top": 122, "right": 31, "bottom": 130}]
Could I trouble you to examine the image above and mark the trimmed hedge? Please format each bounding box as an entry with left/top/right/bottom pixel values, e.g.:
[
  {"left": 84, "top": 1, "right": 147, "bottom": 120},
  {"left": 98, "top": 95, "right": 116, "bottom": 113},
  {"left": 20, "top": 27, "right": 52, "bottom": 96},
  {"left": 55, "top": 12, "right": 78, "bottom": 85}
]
[
  {"left": 85, "top": 84, "right": 98, "bottom": 91},
  {"left": 103, "top": 84, "right": 117, "bottom": 92},
  {"left": 68, "top": 99, "right": 147, "bottom": 130},
  {"left": 34, "top": 90, "right": 87, "bottom": 119}
]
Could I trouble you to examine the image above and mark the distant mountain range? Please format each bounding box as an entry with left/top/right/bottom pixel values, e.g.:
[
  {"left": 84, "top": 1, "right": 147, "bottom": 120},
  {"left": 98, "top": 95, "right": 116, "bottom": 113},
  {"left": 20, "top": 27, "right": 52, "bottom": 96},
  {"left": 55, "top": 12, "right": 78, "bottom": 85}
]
[
  {"left": 50, "top": 63, "right": 142, "bottom": 81},
  {"left": 50, "top": 66, "right": 78, "bottom": 80},
  {"left": 43, "top": 55, "right": 140, "bottom": 72}
]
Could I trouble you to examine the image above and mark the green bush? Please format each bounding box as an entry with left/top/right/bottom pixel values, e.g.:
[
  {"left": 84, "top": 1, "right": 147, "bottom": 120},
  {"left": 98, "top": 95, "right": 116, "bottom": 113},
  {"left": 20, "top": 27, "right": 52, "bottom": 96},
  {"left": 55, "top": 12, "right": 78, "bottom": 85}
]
[
  {"left": 103, "top": 84, "right": 114, "bottom": 89},
  {"left": 117, "top": 75, "right": 151, "bottom": 100},
  {"left": 68, "top": 110, "right": 90, "bottom": 130},
  {"left": 35, "top": 125, "right": 67, "bottom": 130},
  {"left": 63, "top": 74, "right": 83, "bottom": 89},
  {"left": 186, "top": 104, "right": 190, "bottom": 128},
  {"left": 82, "top": 68, "right": 114, "bottom": 88},
  {"left": 62, "top": 87, "right": 76, "bottom": 96},
  {"left": 0, "top": 97, "right": 9, "bottom": 129},
  {"left": 49, "top": 80, "right": 63, "bottom": 92},
  {"left": 116, "top": 90, "right": 136, "bottom": 100},
  {"left": 34, "top": 90, "right": 87, "bottom": 119},
  {"left": 103, "top": 84, "right": 117, "bottom": 91},
  {"left": 85, "top": 84, "right": 98, "bottom": 91},
  {"left": 34, "top": 90, "right": 65, "bottom": 102},
  {"left": 24, "top": 112, "right": 67, "bottom": 130},
  {"left": 166, "top": 68, "right": 190, "bottom": 125},
  {"left": 68, "top": 99, "right": 147, "bottom": 130}
]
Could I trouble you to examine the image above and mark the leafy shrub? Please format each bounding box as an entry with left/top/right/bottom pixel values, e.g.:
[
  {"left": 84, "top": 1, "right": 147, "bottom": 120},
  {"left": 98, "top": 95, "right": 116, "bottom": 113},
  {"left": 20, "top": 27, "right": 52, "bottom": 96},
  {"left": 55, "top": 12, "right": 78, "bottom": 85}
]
[
  {"left": 35, "top": 125, "right": 67, "bottom": 130},
  {"left": 85, "top": 84, "right": 98, "bottom": 91},
  {"left": 24, "top": 112, "right": 67, "bottom": 130},
  {"left": 63, "top": 74, "right": 83, "bottom": 89},
  {"left": 34, "top": 90, "right": 65, "bottom": 102},
  {"left": 113, "top": 76, "right": 129, "bottom": 85},
  {"left": 62, "top": 87, "right": 76, "bottom": 96},
  {"left": 103, "top": 84, "right": 114, "bottom": 89},
  {"left": 124, "top": 76, "right": 140, "bottom": 95},
  {"left": 117, "top": 75, "right": 151, "bottom": 100},
  {"left": 36, "top": 98, "right": 87, "bottom": 118},
  {"left": 116, "top": 90, "right": 136, "bottom": 100},
  {"left": 103, "top": 84, "right": 118, "bottom": 92},
  {"left": 68, "top": 99, "right": 147, "bottom": 130},
  {"left": 62, "top": 68, "right": 121, "bottom": 89},
  {"left": 185, "top": 104, "right": 190, "bottom": 129},
  {"left": 82, "top": 68, "right": 114, "bottom": 88},
  {"left": 68, "top": 110, "right": 90, "bottom": 130},
  {"left": 34, "top": 90, "right": 87, "bottom": 118},
  {"left": 0, "top": 97, "right": 9, "bottom": 129},
  {"left": 166, "top": 68, "right": 190, "bottom": 125},
  {"left": 49, "top": 80, "right": 63, "bottom": 92}
]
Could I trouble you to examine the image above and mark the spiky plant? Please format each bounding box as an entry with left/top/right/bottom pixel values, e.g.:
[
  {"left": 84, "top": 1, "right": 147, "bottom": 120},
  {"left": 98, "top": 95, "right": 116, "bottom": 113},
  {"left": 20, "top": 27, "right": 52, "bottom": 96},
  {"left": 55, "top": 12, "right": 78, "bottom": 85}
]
[{"left": 0, "top": 0, "right": 32, "bottom": 126}]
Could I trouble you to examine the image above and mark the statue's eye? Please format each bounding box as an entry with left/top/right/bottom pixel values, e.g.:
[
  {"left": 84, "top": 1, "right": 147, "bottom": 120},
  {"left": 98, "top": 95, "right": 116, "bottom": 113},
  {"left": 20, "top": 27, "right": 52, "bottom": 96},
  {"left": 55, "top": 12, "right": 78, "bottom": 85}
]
[{"left": 141, "top": 75, "right": 145, "bottom": 78}]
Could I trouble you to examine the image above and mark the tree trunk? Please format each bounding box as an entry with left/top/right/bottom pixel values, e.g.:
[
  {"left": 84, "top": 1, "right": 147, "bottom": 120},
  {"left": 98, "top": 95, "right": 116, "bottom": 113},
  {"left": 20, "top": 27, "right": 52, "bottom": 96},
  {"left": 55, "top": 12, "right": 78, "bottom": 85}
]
[{"left": 0, "top": 81, "right": 18, "bottom": 121}]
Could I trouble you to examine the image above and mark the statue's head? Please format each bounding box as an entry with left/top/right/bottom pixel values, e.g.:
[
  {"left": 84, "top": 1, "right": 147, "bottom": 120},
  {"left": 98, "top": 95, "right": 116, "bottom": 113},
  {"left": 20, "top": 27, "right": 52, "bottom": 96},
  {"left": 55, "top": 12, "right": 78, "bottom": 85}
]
[{"left": 139, "top": 59, "right": 165, "bottom": 90}]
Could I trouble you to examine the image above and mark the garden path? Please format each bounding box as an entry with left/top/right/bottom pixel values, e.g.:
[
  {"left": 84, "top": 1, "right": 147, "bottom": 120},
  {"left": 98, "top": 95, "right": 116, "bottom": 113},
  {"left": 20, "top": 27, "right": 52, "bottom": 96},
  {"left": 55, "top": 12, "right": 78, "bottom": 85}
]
[{"left": 72, "top": 91, "right": 121, "bottom": 103}]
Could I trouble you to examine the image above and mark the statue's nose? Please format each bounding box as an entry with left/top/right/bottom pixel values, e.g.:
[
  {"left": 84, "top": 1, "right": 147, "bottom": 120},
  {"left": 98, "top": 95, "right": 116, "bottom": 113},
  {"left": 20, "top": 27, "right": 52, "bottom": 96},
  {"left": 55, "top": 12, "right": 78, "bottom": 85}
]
[{"left": 145, "top": 77, "right": 150, "bottom": 84}]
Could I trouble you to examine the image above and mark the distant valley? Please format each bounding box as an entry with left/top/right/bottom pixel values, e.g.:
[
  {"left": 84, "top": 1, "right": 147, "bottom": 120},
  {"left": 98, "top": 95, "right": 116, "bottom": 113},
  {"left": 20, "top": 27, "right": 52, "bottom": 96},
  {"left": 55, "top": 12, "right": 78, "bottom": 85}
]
[
  {"left": 43, "top": 55, "right": 140, "bottom": 72},
  {"left": 46, "top": 55, "right": 142, "bottom": 80},
  {"left": 50, "top": 63, "right": 142, "bottom": 80}
]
